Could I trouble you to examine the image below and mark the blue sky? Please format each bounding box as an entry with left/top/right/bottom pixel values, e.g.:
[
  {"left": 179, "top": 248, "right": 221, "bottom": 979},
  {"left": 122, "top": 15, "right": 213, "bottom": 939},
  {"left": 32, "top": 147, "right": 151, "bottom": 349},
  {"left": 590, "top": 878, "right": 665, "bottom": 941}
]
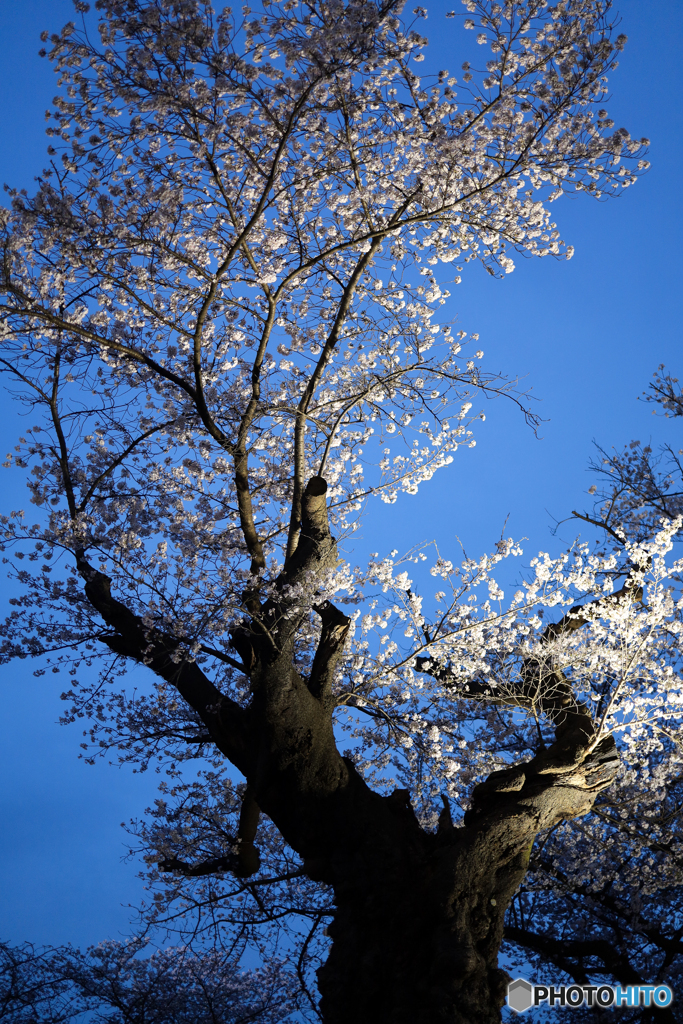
[{"left": 0, "top": 0, "right": 681, "bottom": 951}]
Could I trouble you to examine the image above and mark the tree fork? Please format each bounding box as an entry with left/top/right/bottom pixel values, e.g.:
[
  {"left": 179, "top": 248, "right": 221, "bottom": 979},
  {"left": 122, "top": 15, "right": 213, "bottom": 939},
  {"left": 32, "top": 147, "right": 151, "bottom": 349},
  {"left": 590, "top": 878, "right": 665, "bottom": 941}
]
[{"left": 234, "top": 478, "right": 621, "bottom": 1023}]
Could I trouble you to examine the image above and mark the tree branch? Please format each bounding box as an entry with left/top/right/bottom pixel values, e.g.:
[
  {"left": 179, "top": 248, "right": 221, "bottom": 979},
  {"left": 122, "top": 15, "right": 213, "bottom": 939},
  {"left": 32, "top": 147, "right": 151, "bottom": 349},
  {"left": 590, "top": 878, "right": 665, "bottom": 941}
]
[{"left": 75, "top": 553, "right": 251, "bottom": 772}]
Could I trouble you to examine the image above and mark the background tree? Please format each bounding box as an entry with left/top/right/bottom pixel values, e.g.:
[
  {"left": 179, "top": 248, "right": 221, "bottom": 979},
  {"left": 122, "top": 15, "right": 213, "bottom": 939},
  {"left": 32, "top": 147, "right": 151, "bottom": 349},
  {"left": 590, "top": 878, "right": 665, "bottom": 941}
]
[
  {"left": 0, "top": 939, "right": 298, "bottom": 1023},
  {"left": 1, "top": 1, "right": 680, "bottom": 1022}
]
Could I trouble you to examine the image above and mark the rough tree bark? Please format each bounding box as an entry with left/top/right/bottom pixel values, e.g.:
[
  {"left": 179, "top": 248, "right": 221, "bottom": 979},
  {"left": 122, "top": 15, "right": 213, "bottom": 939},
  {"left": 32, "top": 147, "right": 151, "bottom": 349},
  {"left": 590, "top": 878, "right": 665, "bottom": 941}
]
[{"left": 77, "top": 475, "right": 620, "bottom": 1023}]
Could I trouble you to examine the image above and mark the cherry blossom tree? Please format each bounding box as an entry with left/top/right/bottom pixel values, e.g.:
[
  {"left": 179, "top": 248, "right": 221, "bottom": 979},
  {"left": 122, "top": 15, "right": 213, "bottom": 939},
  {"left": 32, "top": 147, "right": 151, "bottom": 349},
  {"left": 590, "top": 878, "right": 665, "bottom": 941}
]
[
  {"left": 1, "top": 1, "right": 679, "bottom": 1021},
  {"left": 0, "top": 939, "right": 298, "bottom": 1023}
]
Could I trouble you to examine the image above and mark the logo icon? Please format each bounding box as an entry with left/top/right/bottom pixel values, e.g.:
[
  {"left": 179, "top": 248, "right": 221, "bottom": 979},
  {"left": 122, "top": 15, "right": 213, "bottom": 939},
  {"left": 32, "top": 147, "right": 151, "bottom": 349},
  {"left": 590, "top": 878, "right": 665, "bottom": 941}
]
[{"left": 507, "top": 978, "right": 534, "bottom": 1014}]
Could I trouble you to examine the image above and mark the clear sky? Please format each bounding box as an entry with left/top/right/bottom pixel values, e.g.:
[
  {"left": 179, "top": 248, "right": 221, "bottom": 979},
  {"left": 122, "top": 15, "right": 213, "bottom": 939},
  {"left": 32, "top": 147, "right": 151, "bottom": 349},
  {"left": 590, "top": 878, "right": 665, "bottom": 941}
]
[{"left": 0, "top": 0, "right": 681, "bottom": 951}]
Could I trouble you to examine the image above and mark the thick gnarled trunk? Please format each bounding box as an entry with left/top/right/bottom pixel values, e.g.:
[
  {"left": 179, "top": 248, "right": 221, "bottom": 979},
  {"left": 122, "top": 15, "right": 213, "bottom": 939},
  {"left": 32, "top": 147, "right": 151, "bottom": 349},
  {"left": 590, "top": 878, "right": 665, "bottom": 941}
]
[
  {"left": 316, "top": 828, "right": 515, "bottom": 1024},
  {"left": 314, "top": 728, "right": 618, "bottom": 1023},
  {"left": 77, "top": 476, "right": 620, "bottom": 1023}
]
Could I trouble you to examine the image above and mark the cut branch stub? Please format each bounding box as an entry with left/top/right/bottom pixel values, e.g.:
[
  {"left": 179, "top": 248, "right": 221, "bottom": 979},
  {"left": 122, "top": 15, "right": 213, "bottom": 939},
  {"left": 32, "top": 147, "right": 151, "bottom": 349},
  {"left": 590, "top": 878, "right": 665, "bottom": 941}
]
[
  {"left": 301, "top": 475, "right": 331, "bottom": 543},
  {"left": 285, "top": 474, "right": 330, "bottom": 566},
  {"left": 281, "top": 475, "right": 338, "bottom": 583},
  {"left": 309, "top": 600, "right": 351, "bottom": 705}
]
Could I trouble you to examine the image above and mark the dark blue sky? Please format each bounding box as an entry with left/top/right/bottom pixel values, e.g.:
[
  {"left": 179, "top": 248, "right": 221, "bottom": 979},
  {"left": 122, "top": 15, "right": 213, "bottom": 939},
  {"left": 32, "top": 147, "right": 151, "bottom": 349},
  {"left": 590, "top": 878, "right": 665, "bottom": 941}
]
[{"left": 0, "top": 0, "right": 681, "bottom": 950}]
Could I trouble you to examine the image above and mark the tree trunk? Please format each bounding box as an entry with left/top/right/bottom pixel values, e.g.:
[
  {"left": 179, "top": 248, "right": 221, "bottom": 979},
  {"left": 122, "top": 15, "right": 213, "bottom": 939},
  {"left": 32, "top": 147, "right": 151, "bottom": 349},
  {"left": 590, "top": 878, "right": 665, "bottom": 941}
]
[
  {"left": 316, "top": 822, "right": 515, "bottom": 1024},
  {"left": 313, "top": 728, "right": 619, "bottom": 1024},
  {"left": 76, "top": 476, "right": 621, "bottom": 1023}
]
